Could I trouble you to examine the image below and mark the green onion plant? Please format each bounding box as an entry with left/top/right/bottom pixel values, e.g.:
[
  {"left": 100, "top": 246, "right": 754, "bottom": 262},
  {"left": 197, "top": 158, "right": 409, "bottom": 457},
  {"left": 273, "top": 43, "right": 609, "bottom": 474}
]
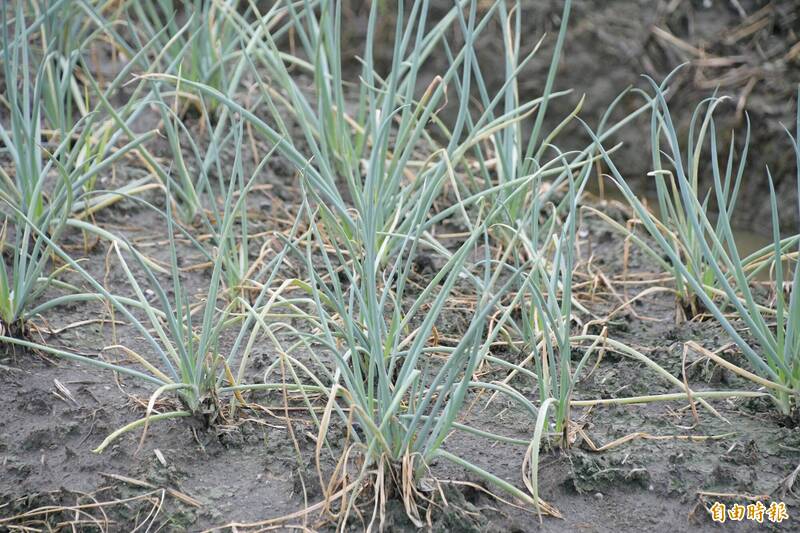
[
  {"left": 593, "top": 79, "right": 800, "bottom": 414},
  {"left": 585, "top": 70, "right": 798, "bottom": 317},
  {"left": 125, "top": 0, "right": 243, "bottom": 118},
  {"left": 164, "top": 0, "right": 580, "bottom": 521},
  {"left": 0, "top": 172, "right": 301, "bottom": 450},
  {"left": 0, "top": 2, "right": 157, "bottom": 335}
]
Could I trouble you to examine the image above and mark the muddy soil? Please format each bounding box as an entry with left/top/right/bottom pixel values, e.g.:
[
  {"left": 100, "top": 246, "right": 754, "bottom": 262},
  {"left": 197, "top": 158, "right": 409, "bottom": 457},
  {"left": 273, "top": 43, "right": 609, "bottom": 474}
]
[
  {"left": 2, "top": 187, "right": 799, "bottom": 532},
  {"left": 525, "top": 0, "right": 800, "bottom": 233}
]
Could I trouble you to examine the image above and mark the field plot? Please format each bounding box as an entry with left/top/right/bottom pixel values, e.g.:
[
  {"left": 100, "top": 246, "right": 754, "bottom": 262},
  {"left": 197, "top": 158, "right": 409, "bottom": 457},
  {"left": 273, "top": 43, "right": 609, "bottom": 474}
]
[{"left": 1, "top": 1, "right": 800, "bottom": 531}]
